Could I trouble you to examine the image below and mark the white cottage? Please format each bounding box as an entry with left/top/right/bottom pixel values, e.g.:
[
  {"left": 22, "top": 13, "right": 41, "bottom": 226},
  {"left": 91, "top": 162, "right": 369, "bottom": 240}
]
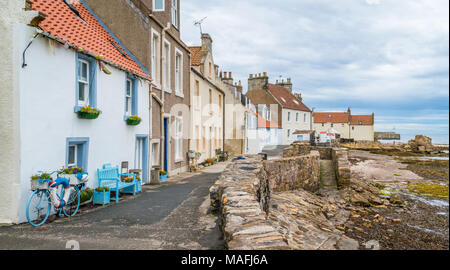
[{"left": 0, "top": 0, "right": 152, "bottom": 224}]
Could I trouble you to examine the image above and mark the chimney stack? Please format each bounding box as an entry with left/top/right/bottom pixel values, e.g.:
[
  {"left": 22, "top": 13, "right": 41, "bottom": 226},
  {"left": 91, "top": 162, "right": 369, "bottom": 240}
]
[
  {"left": 221, "top": 71, "right": 234, "bottom": 85},
  {"left": 276, "top": 77, "right": 293, "bottom": 92},
  {"left": 248, "top": 72, "right": 269, "bottom": 91},
  {"left": 201, "top": 33, "right": 213, "bottom": 53}
]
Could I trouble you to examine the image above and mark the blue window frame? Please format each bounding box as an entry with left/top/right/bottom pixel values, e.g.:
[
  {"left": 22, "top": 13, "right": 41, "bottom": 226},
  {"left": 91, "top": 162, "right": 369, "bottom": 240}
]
[
  {"left": 124, "top": 74, "right": 138, "bottom": 120},
  {"left": 75, "top": 53, "right": 97, "bottom": 112},
  {"left": 66, "top": 138, "right": 90, "bottom": 170}
]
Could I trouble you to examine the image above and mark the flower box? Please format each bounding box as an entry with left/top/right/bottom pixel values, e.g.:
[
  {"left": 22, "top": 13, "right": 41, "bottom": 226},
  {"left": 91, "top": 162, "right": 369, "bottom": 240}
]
[
  {"left": 93, "top": 190, "right": 110, "bottom": 205},
  {"left": 30, "top": 178, "right": 51, "bottom": 190},
  {"left": 77, "top": 106, "right": 101, "bottom": 120},
  {"left": 126, "top": 115, "right": 142, "bottom": 126},
  {"left": 77, "top": 111, "right": 100, "bottom": 119}
]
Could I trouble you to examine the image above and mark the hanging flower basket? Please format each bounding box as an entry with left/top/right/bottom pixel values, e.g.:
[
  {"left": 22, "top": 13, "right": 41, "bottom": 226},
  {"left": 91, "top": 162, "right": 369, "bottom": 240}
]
[
  {"left": 126, "top": 115, "right": 142, "bottom": 126},
  {"left": 77, "top": 105, "right": 101, "bottom": 119}
]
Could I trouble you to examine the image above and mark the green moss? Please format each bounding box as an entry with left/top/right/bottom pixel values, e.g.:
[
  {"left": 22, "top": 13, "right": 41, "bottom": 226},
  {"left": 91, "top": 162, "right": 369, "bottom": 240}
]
[{"left": 407, "top": 183, "right": 449, "bottom": 198}]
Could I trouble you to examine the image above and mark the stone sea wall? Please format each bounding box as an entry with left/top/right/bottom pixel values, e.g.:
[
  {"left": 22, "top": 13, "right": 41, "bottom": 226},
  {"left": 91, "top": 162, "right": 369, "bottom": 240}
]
[
  {"left": 283, "top": 143, "right": 332, "bottom": 160},
  {"left": 332, "top": 148, "right": 351, "bottom": 187},
  {"left": 210, "top": 152, "right": 322, "bottom": 250}
]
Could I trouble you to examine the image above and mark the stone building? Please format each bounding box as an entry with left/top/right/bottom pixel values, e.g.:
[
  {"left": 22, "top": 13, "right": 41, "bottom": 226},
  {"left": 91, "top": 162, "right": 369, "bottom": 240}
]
[
  {"left": 219, "top": 72, "right": 249, "bottom": 156},
  {"left": 189, "top": 34, "right": 225, "bottom": 163},
  {"left": 246, "top": 73, "right": 313, "bottom": 145},
  {"left": 313, "top": 108, "right": 375, "bottom": 141},
  {"left": 84, "top": 0, "right": 192, "bottom": 176}
]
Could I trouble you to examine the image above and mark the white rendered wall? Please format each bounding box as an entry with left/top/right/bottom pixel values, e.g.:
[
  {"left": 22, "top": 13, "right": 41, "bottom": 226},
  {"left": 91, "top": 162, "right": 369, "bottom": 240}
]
[
  {"left": 282, "top": 109, "right": 311, "bottom": 145},
  {"left": 0, "top": 2, "right": 39, "bottom": 224},
  {"left": 14, "top": 28, "right": 150, "bottom": 224}
]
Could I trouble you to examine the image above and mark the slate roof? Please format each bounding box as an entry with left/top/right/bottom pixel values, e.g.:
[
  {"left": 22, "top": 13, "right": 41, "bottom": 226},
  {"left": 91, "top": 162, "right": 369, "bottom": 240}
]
[
  {"left": 267, "top": 84, "right": 311, "bottom": 112},
  {"left": 30, "top": 0, "right": 150, "bottom": 80}
]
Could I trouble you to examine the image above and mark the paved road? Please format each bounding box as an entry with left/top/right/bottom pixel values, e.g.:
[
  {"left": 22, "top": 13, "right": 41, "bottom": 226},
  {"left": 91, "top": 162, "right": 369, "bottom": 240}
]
[{"left": 0, "top": 164, "right": 228, "bottom": 250}]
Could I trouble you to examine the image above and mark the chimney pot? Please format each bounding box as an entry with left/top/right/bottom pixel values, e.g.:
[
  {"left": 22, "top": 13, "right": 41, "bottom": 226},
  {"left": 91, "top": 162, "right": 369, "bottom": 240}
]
[
  {"left": 250, "top": 74, "right": 253, "bottom": 79},
  {"left": 229, "top": 72, "right": 232, "bottom": 78},
  {"left": 263, "top": 72, "right": 267, "bottom": 77}
]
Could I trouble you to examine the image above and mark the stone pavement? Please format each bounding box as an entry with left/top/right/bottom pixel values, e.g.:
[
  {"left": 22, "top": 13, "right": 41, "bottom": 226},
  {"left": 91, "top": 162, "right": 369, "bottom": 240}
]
[{"left": 0, "top": 162, "right": 229, "bottom": 250}]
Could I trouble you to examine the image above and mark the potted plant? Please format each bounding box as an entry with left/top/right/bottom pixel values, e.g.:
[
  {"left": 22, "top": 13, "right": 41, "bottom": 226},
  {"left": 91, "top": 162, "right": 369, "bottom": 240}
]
[
  {"left": 205, "top": 158, "right": 215, "bottom": 166},
  {"left": 30, "top": 173, "right": 52, "bottom": 190},
  {"left": 93, "top": 187, "right": 110, "bottom": 205},
  {"left": 160, "top": 170, "right": 168, "bottom": 182},
  {"left": 77, "top": 105, "right": 101, "bottom": 119},
  {"left": 126, "top": 115, "right": 142, "bottom": 126},
  {"left": 135, "top": 176, "right": 142, "bottom": 192},
  {"left": 60, "top": 166, "right": 85, "bottom": 185},
  {"left": 79, "top": 188, "right": 94, "bottom": 205}
]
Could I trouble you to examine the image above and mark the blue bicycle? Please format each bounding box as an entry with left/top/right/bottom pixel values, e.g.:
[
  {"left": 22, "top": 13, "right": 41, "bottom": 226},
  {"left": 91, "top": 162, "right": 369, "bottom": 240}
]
[{"left": 26, "top": 171, "right": 87, "bottom": 227}]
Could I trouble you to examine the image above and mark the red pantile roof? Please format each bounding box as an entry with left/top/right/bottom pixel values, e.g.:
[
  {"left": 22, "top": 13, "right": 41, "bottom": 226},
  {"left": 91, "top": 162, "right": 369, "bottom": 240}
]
[
  {"left": 189, "top": 46, "right": 203, "bottom": 66},
  {"left": 30, "top": 0, "right": 150, "bottom": 80},
  {"left": 314, "top": 112, "right": 350, "bottom": 123},
  {"left": 268, "top": 84, "right": 311, "bottom": 112},
  {"left": 350, "top": 115, "right": 374, "bottom": 126}
]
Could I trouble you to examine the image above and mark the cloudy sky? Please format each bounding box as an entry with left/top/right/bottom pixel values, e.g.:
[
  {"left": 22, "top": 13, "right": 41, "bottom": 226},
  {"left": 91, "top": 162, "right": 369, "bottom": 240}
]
[{"left": 180, "top": 0, "right": 449, "bottom": 144}]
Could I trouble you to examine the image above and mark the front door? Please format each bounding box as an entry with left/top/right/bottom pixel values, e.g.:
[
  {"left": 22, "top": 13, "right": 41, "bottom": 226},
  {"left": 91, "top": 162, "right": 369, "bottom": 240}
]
[
  {"left": 135, "top": 135, "right": 149, "bottom": 184},
  {"left": 163, "top": 118, "right": 169, "bottom": 172}
]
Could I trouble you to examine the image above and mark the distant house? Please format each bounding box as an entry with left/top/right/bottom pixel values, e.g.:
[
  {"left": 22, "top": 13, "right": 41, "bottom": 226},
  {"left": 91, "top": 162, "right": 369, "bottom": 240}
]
[
  {"left": 189, "top": 34, "right": 225, "bottom": 162},
  {"left": 246, "top": 73, "right": 313, "bottom": 145},
  {"left": 1, "top": 0, "right": 152, "bottom": 224},
  {"left": 313, "top": 108, "right": 375, "bottom": 141}
]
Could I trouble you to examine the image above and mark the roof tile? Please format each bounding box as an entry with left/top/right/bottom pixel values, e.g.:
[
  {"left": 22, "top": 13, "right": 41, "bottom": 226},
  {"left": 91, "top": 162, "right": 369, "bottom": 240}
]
[
  {"left": 268, "top": 84, "right": 311, "bottom": 112},
  {"left": 30, "top": 0, "right": 150, "bottom": 80}
]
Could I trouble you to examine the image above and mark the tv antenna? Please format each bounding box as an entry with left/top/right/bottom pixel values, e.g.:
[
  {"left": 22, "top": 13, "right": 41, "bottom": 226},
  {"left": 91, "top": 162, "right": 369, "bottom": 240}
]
[{"left": 194, "top": 17, "right": 207, "bottom": 36}]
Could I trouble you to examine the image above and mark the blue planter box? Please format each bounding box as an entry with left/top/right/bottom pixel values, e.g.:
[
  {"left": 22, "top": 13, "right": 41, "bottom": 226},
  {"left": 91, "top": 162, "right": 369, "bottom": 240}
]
[
  {"left": 93, "top": 190, "right": 110, "bottom": 205},
  {"left": 136, "top": 181, "right": 142, "bottom": 192},
  {"left": 160, "top": 174, "right": 167, "bottom": 182}
]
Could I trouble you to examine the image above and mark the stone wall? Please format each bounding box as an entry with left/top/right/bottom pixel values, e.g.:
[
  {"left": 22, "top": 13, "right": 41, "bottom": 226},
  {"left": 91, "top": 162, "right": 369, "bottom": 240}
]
[
  {"left": 209, "top": 156, "right": 290, "bottom": 250},
  {"left": 332, "top": 148, "right": 351, "bottom": 187},
  {"left": 283, "top": 143, "right": 332, "bottom": 160},
  {"left": 210, "top": 152, "right": 321, "bottom": 250}
]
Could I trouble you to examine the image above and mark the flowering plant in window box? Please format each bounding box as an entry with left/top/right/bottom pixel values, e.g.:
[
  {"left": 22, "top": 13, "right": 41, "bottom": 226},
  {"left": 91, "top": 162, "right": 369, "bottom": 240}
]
[
  {"left": 59, "top": 166, "right": 88, "bottom": 185},
  {"left": 122, "top": 176, "right": 134, "bottom": 183},
  {"left": 30, "top": 173, "right": 53, "bottom": 190},
  {"left": 126, "top": 115, "right": 142, "bottom": 126},
  {"left": 77, "top": 105, "right": 101, "bottom": 119}
]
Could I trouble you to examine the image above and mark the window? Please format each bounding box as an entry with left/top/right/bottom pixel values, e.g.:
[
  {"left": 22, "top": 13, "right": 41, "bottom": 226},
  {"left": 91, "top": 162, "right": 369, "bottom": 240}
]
[
  {"left": 125, "top": 75, "right": 138, "bottom": 118},
  {"left": 174, "top": 49, "right": 183, "bottom": 95},
  {"left": 218, "top": 94, "right": 222, "bottom": 112},
  {"left": 209, "top": 89, "right": 213, "bottom": 115},
  {"left": 174, "top": 117, "right": 183, "bottom": 160},
  {"left": 287, "top": 129, "right": 291, "bottom": 138},
  {"left": 342, "top": 124, "right": 345, "bottom": 128},
  {"left": 125, "top": 78, "right": 132, "bottom": 116},
  {"left": 322, "top": 123, "right": 325, "bottom": 127},
  {"left": 162, "top": 41, "right": 171, "bottom": 92},
  {"left": 296, "top": 113, "right": 299, "bottom": 122},
  {"left": 202, "top": 126, "right": 206, "bottom": 151},
  {"left": 196, "top": 126, "right": 200, "bottom": 151},
  {"left": 76, "top": 53, "right": 97, "bottom": 111},
  {"left": 66, "top": 138, "right": 89, "bottom": 170},
  {"left": 151, "top": 30, "right": 160, "bottom": 86},
  {"left": 304, "top": 113, "right": 307, "bottom": 123},
  {"left": 153, "top": 0, "right": 164, "bottom": 11},
  {"left": 288, "top": 112, "right": 291, "bottom": 122},
  {"left": 78, "top": 59, "right": 89, "bottom": 106},
  {"left": 195, "top": 80, "right": 200, "bottom": 109},
  {"left": 331, "top": 124, "right": 334, "bottom": 128},
  {"left": 172, "top": 0, "right": 178, "bottom": 27},
  {"left": 352, "top": 126, "right": 355, "bottom": 131},
  {"left": 68, "top": 145, "right": 77, "bottom": 167}
]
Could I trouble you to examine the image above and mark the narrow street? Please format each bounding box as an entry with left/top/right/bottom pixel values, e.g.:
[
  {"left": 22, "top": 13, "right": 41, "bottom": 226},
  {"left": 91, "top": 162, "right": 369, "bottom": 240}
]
[{"left": 0, "top": 163, "right": 229, "bottom": 250}]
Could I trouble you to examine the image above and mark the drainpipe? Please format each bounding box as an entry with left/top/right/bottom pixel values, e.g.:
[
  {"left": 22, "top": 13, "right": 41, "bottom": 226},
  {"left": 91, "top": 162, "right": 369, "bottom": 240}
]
[{"left": 160, "top": 22, "right": 171, "bottom": 173}]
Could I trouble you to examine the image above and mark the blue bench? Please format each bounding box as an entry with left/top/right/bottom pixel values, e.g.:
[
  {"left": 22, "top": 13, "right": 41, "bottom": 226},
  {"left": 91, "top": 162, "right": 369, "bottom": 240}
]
[{"left": 97, "top": 165, "right": 137, "bottom": 203}]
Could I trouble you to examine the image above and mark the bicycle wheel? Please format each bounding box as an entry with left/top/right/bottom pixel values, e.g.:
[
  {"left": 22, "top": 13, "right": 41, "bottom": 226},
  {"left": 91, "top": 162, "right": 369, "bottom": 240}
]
[
  {"left": 63, "top": 186, "right": 80, "bottom": 217},
  {"left": 26, "top": 190, "right": 51, "bottom": 227}
]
